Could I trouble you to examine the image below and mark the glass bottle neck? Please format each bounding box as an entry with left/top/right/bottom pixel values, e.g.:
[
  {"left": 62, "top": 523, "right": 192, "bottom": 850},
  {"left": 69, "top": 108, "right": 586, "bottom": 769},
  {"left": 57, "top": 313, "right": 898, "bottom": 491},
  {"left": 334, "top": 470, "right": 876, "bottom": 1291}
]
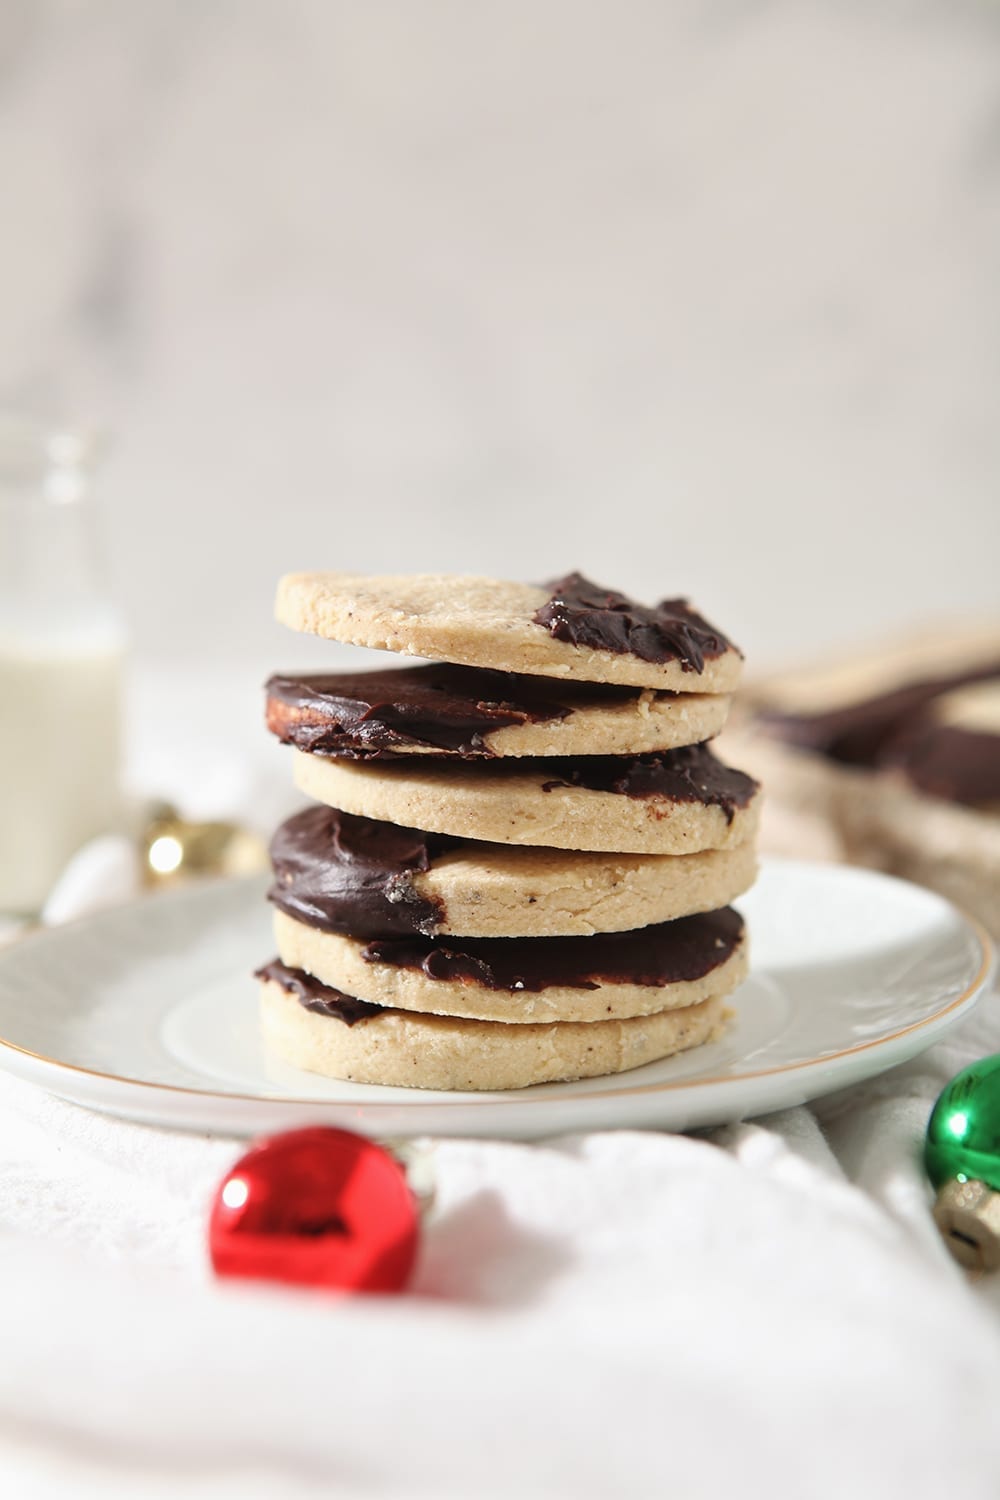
[{"left": 0, "top": 420, "right": 123, "bottom": 648}]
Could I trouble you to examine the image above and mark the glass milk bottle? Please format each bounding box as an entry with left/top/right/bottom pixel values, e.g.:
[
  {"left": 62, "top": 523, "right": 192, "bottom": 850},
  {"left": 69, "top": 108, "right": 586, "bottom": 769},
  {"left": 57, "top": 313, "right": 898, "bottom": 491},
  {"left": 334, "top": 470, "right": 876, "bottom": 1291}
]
[{"left": 0, "top": 419, "right": 126, "bottom": 914}]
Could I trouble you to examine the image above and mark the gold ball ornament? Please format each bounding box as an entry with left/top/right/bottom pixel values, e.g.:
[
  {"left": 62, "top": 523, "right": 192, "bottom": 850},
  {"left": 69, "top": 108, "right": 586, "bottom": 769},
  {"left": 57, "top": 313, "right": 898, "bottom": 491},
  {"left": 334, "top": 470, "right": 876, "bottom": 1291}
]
[{"left": 141, "top": 805, "right": 268, "bottom": 887}]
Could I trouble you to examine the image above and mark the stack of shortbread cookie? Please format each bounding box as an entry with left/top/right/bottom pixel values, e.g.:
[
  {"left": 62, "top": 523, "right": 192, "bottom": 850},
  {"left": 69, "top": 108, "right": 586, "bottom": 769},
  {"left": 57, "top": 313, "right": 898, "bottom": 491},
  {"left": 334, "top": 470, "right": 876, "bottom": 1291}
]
[
  {"left": 257, "top": 572, "right": 761, "bottom": 1090},
  {"left": 721, "top": 623, "right": 1000, "bottom": 936}
]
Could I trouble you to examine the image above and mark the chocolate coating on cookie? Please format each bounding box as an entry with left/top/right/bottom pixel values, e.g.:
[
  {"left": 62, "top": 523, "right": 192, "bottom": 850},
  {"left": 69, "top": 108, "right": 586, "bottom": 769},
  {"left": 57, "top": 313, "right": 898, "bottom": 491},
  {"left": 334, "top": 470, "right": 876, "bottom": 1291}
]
[
  {"left": 539, "top": 744, "right": 758, "bottom": 824},
  {"left": 363, "top": 907, "right": 744, "bottom": 994},
  {"left": 268, "top": 805, "right": 448, "bottom": 938},
  {"left": 256, "top": 959, "right": 385, "bottom": 1023},
  {"left": 534, "top": 572, "right": 736, "bottom": 673}
]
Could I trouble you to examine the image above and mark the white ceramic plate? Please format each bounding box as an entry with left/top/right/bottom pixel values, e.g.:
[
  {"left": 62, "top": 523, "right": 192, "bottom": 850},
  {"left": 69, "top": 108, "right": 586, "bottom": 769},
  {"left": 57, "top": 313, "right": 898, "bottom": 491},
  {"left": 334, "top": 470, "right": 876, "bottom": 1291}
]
[{"left": 0, "top": 859, "right": 991, "bottom": 1139}]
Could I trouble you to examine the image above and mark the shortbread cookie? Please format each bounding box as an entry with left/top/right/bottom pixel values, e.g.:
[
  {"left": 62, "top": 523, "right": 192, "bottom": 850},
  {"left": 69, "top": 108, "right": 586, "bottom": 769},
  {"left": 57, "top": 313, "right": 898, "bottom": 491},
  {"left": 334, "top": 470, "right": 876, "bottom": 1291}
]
[
  {"left": 259, "top": 960, "right": 727, "bottom": 1091},
  {"left": 291, "top": 744, "right": 760, "bottom": 856},
  {"left": 272, "top": 905, "right": 748, "bottom": 1023},
  {"left": 269, "top": 805, "right": 758, "bottom": 938},
  {"left": 880, "top": 681, "right": 1000, "bottom": 808},
  {"left": 745, "top": 624, "right": 1000, "bottom": 766},
  {"left": 836, "top": 680, "right": 1000, "bottom": 936},
  {"left": 266, "top": 664, "right": 730, "bottom": 760},
  {"left": 275, "top": 570, "right": 743, "bottom": 692},
  {"left": 725, "top": 628, "right": 1000, "bottom": 902}
]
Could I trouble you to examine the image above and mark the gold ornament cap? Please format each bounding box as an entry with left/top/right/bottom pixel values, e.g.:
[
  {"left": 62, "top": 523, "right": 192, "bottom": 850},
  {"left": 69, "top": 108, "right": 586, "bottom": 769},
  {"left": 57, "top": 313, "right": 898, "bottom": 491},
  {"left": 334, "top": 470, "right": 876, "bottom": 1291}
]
[{"left": 932, "top": 1179, "right": 1000, "bottom": 1273}]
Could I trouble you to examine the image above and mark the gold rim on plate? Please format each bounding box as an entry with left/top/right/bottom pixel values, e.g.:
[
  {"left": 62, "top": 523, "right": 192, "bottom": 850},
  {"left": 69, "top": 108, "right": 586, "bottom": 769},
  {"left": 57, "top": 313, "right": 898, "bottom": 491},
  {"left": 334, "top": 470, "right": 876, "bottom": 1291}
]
[{"left": 0, "top": 916, "right": 991, "bottom": 1106}]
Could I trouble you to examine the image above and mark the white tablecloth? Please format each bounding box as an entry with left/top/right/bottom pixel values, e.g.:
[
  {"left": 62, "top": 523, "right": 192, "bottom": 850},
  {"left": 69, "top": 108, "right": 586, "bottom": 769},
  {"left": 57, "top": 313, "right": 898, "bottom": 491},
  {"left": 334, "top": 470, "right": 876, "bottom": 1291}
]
[{"left": 2, "top": 668, "right": 999, "bottom": 1499}]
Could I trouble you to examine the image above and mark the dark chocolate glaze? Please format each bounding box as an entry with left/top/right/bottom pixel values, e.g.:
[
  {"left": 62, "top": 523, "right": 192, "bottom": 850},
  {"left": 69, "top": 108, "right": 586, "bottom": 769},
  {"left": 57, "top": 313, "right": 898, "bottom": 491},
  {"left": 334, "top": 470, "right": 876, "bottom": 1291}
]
[
  {"left": 533, "top": 572, "right": 736, "bottom": 673},
  {"left": 266, "top": 664, "right": 644, "bottom": 760},
  {"left": 256, "top": 959, "right": 385, "bottom": 1024},
  {"left": 363, "top": 907, "right": 744, "bottom": 993},
  {"left": 763, "top": 659, "right": 1000, "bottom": 769},
  {"left": 882, "top": 724, "right": 1000, "bottom": 807},
  {"left": 268, "top": 805, "right": 449, "bottom": 938},
  {"left": 539, "top": 744, "right": 758, "bottom": 824}
]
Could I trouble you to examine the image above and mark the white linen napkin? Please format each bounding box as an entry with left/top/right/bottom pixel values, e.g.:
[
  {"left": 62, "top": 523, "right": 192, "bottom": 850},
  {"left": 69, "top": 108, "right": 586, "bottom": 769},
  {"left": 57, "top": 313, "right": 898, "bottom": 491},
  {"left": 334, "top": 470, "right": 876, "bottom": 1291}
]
[{"left": 2, "top": 1083, "right": 1000, "bottom": 1500}]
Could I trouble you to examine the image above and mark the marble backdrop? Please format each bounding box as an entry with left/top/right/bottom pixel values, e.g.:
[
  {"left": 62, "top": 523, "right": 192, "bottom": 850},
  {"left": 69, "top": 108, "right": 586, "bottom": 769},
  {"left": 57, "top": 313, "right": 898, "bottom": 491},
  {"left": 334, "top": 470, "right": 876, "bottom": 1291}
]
[{"left": 1, "top": 0, "right": 998, "bottom": 670}]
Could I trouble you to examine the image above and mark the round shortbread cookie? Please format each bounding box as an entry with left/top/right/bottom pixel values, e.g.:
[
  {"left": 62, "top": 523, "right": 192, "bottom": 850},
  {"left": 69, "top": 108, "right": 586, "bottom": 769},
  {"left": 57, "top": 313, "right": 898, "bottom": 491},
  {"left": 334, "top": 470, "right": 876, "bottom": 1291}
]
[
  {"left": 403, "top": 836, "right": 758, "bottom": 935},
  {"left": 722, "top": 630, "right": 1000, "bottom": 864},
  {"left": 275, "top": 570, "right": 743, "bottom": 692},
  {"left": 272, "top": 906, "right": 748, "bottom": 1023},
  {"left": 742, "top": 622, "right": 1000, "bottom": 719},
  {"left": 269, "top": 804, "right": 759, "bottom": 938},
  {"left": 291, "top": 745, "right": 760, "bottom": 855},
  {"left": 266, "top": 665, "right": 731, "bottom": 759},
  {"left": 259, "top": 969, "right": 727, "bottom": 1091},
  {"left": 882, "top": 705, "right": 1000, "bottom": 809}
]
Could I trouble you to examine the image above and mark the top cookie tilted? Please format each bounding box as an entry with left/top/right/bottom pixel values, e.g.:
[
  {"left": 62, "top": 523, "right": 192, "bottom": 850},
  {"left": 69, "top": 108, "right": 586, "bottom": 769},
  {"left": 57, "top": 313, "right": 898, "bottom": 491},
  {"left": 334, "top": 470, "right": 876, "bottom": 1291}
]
[{"left": 275, "top": 570, "right": 743, "bottom": 693}]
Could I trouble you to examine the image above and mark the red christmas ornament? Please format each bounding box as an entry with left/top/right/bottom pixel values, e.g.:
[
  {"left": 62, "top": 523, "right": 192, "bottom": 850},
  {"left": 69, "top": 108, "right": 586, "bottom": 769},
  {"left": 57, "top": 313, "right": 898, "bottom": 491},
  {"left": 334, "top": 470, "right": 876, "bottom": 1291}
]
[{"left": 209, "top": 1126, "right": 420, "bottom": 1293}]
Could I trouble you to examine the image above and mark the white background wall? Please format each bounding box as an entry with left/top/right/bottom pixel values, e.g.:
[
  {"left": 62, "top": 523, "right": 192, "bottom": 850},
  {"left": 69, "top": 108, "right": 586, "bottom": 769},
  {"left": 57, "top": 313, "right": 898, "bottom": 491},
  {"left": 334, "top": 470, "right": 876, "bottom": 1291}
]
[{"left": 2, "top": 0, "right": 999, "bottom": 673}]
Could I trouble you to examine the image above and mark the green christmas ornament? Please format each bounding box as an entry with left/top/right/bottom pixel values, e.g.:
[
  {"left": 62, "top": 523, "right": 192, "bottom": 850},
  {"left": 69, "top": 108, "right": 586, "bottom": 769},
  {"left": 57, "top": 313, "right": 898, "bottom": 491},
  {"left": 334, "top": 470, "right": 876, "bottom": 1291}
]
[{"left": 925, "top": 1054, "right": 1000, "bottom": 1272}]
